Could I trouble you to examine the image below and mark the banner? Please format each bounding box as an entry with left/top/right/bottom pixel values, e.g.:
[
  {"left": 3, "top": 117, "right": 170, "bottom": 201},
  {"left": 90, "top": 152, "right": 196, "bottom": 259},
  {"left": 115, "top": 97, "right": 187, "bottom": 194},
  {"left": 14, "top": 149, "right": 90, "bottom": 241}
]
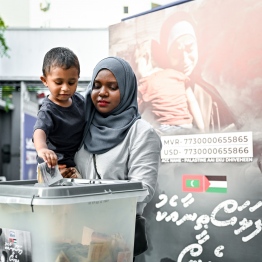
[
  {"left": 22, "top": 113, "right": 38, "bottom": 180},
  {"left": 109, "top": 0, "right": 262, "bottom": 261},
  {"left": 20, "top": 82, "right": 38, "bottom": 180}
]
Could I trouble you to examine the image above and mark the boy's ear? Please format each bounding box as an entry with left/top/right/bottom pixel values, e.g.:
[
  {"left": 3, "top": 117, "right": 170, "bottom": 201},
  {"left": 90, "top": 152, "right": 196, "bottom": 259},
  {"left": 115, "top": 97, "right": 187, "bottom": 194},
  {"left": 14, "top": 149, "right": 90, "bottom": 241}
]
[{"left": 40, "top": 76, "right": 48, "bottom": 87}]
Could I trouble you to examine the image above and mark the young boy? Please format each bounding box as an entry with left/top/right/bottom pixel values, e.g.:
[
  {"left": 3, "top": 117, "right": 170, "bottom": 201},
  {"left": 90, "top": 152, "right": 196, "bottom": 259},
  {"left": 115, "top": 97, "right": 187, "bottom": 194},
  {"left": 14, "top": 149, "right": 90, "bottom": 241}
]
[{"left": 33, "top": 47, "right": 85, "bottom": 180}]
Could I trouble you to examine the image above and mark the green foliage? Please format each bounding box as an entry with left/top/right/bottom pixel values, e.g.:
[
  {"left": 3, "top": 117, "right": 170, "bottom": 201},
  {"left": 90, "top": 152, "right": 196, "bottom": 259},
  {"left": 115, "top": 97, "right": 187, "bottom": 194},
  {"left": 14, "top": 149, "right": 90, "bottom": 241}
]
[
  {"left": 1, "top": 86, "right": 14, "bottom": 112},
  {"left": 4, "top": 97, "right": 11, "bottom": 112},
  {"left": 0, "top": 16, "right": 10, "bottom": 58},
  {"left": 2, "top": 85, "right": 14, "bottom": 98}
]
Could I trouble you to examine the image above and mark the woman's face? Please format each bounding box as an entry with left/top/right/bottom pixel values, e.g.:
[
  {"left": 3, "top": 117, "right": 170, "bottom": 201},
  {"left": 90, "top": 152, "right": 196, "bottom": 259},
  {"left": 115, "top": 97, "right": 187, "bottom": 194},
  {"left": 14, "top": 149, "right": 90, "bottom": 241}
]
[
  {"left": 91, "top": 69, "right": 121, "bottom": 114},
  {"left": 167, "top": 34, "right": 198, "bottom": 76}
]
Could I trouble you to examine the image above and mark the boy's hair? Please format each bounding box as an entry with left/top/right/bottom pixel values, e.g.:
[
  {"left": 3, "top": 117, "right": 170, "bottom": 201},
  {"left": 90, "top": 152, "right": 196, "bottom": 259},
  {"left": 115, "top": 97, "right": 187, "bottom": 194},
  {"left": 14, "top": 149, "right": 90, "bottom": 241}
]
[{"left": 42, "top": 47, "right": 80, "bottom": 77}]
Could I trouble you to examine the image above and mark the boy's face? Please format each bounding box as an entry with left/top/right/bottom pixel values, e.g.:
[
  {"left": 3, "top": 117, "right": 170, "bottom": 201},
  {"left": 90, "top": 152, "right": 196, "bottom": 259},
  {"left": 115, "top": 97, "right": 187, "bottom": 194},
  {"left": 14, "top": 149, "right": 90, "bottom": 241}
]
[{"left": 40, "top": 66, "right": 79, "bottom": 106}]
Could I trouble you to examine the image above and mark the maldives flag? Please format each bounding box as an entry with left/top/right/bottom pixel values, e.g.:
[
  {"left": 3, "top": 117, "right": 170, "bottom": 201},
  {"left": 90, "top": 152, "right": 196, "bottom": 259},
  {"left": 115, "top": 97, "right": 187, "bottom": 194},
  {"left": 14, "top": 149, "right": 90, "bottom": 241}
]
[
  {"left": 182, "top": 175, "right": 210, "bottom": 192},
  {"left": 182, "top": 175, "right": 227, "bottom": 193}
]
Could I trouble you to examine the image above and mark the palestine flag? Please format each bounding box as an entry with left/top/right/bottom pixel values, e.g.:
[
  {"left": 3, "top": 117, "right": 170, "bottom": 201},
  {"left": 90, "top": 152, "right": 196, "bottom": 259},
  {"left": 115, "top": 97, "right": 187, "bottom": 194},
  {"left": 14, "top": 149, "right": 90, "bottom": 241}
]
[
  {"left": 205, "top": 176, "right": 227, "bottom": 193},
  {"left": 182, "top": 175, "right": 227, "bottom": 193}
]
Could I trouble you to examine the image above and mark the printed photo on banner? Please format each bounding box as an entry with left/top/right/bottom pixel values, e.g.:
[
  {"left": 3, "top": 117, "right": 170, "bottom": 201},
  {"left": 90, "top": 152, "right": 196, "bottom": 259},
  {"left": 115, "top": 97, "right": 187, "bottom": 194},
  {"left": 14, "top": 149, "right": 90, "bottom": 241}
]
[{"left": 109, "top": 0, "right": 262, "bottom": 162}]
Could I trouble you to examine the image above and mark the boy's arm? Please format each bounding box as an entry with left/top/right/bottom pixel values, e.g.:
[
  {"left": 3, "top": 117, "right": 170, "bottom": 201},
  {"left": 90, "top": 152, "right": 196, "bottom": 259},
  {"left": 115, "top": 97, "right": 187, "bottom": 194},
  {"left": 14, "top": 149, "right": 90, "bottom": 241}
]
[
  {"left": 33, "top": 129, "right": 58, "bottom": 167},
  {"left": 186, "top": 87, "right": 205, "bottom": 132}
]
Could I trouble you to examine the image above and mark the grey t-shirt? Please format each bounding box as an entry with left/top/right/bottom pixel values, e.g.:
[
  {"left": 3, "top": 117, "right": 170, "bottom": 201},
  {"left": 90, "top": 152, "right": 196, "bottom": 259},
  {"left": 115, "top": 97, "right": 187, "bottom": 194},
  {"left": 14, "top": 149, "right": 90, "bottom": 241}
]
[{"left": 33, "top": 92, "right": 85, "bottom": 167}]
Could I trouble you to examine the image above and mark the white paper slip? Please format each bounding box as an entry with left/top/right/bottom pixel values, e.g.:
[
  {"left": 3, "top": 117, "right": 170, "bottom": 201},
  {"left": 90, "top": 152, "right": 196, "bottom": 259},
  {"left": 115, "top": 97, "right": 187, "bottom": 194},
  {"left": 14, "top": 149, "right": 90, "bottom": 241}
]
[{"left": 37, "top": 162, "right": 63, "bottom": 186}]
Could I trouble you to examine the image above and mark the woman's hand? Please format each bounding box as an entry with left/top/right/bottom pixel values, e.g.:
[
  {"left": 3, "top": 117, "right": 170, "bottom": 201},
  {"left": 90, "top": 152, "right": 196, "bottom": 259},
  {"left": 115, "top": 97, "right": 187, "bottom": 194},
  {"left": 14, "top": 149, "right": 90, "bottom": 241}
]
[
  {"left": 58, "top": 165, "right": 77, "bottom": 178},
  {"left": 59, "top": 165, "right": 81, "bottom": 178}
]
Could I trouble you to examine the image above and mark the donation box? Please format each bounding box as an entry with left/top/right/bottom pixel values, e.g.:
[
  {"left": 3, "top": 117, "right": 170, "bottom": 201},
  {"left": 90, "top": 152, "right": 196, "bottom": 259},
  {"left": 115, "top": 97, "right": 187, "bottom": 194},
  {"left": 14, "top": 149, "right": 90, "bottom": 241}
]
[{"left": 0, "top": 179, "right": 147, "bottom": 262}]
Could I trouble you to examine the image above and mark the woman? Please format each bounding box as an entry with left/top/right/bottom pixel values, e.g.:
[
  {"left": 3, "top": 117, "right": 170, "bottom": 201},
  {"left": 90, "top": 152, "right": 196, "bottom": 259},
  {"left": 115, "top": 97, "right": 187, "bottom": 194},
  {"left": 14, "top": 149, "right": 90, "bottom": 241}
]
[{"left": 63, "top": 56, "right": 162, "bottom": 258}]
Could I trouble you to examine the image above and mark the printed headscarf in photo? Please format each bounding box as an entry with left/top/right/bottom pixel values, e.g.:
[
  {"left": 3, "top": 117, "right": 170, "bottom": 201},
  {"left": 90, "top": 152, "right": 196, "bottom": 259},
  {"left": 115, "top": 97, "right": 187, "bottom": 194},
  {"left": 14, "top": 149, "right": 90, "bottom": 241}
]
[{"left": 82, "top": 56, "right": 141, "bottom": 154}]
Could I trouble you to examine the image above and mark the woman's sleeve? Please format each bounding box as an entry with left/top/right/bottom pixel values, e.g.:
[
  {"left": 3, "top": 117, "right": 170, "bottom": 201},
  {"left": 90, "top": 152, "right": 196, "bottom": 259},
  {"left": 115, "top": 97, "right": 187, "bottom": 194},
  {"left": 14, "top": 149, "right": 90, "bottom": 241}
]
[{"left": 128, "top": 123, "right": 162, "bottom": 204}]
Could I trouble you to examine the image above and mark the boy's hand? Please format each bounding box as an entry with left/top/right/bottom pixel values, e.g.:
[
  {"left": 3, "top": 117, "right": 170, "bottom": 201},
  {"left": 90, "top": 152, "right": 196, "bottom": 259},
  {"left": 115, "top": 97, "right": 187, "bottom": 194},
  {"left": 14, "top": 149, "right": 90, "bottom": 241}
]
[{"left": 38, "top": 148, "right": 58, "bottom": 168}]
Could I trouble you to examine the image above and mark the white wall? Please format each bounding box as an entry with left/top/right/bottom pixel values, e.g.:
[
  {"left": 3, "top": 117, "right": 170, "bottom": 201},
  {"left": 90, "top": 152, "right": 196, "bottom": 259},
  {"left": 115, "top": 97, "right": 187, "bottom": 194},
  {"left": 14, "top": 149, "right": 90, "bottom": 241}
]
[
  {"left": 0, "top": 28, "right": 109, "bottom": 81},
  {"left": 29, "top": 0, "right": 152, "bottom": 28},
  {"left": 0, "top": 0, "right": 174, "bottom": 28},
  {"left": 0, "top": 0, "right": 156, "bottom": 28},
  {"left": 0, "top": 0, "right": 30, "bottom": 27}
]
